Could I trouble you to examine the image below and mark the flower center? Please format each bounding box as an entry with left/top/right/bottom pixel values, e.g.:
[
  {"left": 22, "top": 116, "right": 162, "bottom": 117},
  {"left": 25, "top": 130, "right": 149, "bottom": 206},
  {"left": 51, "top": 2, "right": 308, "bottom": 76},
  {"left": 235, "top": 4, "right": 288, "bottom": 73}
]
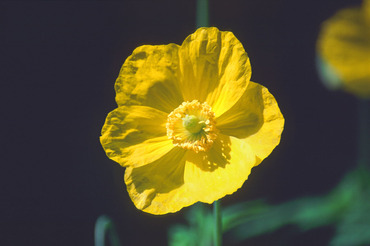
[
  {"left": 182, "top": 115, "right": 206, "bottom": 134},
  {"left": 166, "top": 100, "right": 218, "bottom": 153}
]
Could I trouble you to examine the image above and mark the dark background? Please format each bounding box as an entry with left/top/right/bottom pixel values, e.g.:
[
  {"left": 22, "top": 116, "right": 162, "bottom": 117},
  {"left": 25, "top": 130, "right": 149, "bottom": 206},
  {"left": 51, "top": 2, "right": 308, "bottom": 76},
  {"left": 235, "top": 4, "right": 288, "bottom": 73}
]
[{"left": 0, "top": 0, "right": 362, "bottom": 245}]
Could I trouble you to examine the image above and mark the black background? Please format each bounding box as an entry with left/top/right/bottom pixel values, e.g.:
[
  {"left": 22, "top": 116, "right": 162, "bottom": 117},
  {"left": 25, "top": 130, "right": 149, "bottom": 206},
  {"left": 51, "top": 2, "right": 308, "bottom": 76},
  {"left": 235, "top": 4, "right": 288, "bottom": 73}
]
[{"left": 1, "top": 0, "right": 362, "bottom": 245}]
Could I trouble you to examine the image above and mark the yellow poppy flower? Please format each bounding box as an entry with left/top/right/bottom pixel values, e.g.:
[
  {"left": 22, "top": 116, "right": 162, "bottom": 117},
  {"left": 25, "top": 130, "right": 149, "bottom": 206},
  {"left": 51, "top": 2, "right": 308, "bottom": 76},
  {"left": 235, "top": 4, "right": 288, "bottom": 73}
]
[
  {"left": 317, "top": 0, "right": 370, "bottom": 98},
  {"left": 100, "top": 27, "right": 284, "bottom": 215}
]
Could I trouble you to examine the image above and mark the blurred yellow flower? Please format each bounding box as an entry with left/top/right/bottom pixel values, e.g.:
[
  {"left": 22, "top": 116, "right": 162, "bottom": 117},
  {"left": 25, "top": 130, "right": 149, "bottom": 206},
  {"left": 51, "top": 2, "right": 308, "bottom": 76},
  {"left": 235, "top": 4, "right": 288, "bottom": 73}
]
[
  {"left": 100, "top": 27, "right": 284, "bottom": 215},
  {"left": 317, "top": 0, "right": 370, "bottom": 98}
]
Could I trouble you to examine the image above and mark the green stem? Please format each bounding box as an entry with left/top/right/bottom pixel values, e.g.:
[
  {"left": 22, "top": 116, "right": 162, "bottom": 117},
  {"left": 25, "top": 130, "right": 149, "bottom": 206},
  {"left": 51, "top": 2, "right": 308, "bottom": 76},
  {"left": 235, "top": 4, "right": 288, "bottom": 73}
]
[
  {"left": 213, "top": 200, "right": 222, "bottom": 246},
  {"left": 94, "top": 215, "right": 122, "bottom": 246},
  {"left": 196, "top": 0, "right": 209, "bottom": 28},
  {"left": 357, "top": 99, "right": 370, "bottom": 167}
]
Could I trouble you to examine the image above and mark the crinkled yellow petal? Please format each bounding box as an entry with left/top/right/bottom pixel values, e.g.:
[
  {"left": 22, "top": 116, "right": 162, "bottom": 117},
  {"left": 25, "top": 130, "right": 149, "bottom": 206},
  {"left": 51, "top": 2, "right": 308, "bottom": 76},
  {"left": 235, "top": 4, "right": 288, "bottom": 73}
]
[
  {"left": 100, "top": 105, "right": 173, "bottom": 168},
  {"left": 124, "top": 148, "right": 188, "bottom": 214},
  {"left": 124, "top": 134, "right": 257, "bottom": 214},
  {"left": 217, "top": 81, "right": 264, "bottom": 138},
  {"left": 115, "top": 44, "right": 184, "bottom": 113},
  {"left": 241, "top": 83, "right": 284, "bottom": 164},
  {"left": 217, "top": 81, "right": 284, "bottom": 163},
  {"left": 179, "top": 27, "right": 251, "bottom": 116},
  {"left": 183, "top": 134, "right": 257, "bottom": 204},
  {"left": 317, "top": 7, "right": 370, "bottom": 98}
]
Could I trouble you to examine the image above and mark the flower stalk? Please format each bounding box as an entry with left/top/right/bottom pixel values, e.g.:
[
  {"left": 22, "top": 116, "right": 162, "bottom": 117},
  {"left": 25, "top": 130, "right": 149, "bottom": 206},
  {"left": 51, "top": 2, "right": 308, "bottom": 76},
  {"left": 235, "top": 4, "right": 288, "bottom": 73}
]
[
  {"left": 196, "top": 0, "right": 209, "bottom": 28},
  {"left": 213, "top": 200, "right": 222, "bottom": 246},
  {"left": 196, "top": 1, "right": 223, "bottom": 245}
]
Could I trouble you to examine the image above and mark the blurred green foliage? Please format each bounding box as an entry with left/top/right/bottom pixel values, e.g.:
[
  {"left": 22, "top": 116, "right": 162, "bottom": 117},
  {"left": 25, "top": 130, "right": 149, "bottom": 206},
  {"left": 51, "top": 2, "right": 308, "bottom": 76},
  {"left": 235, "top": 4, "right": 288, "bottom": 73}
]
[
  {"left": 168, "top": 166, "right": 370, "bottom": 246},
  {"left": 95, "top": 216, "right": 121, "bottom": 246},
  {"left": 168, "top": 203, "right": 214, "bottom": 246}
]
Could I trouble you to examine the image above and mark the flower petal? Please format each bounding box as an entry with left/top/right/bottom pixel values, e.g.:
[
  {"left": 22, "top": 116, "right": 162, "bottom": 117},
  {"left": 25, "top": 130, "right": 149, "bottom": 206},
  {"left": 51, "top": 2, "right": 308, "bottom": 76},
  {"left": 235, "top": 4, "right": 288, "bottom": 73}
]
[
  {"left": 216, "top": 81, "right": 265, "bottom": 139},
  {"left": 183, "top": 134, "right": 257, "bottom": 204},
  {"left": 100, "top": 105, "right": 173, "bottom": 168},
  {"left": 124, "top": 134, "right": 258, "bottom": 214},
  {"left": 124, "top": 147, "right": 188, "bottom": 214},
  {"left": 317, "top": 7, "right": 370, "bottom": 98},
  {"left": 217, "top": 82, "right": 284, "bottom": 163},
  {"left": 179, "top": 27, "right": 251, "bottom": 116},
  {"left": 115, "top": 44, "right": 184, "bottom": 113}
]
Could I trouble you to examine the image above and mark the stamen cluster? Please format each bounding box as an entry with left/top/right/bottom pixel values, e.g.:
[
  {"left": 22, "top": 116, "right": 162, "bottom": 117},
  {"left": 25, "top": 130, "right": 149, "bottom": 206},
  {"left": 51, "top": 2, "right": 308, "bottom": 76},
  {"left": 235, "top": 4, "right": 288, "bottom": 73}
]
[{"left": 166, "top": 100, "right": 218, "bottom": 152}]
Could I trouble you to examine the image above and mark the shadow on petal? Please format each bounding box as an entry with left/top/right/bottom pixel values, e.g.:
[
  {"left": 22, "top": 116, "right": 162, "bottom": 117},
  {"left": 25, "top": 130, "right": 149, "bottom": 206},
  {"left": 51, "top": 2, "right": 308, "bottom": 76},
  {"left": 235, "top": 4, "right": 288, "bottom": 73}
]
[
  {"left": 216, "top": 82, "right": 264, "bottom": 139},
  {"left": 186, "top": 134, "right": 232, "bottom": 172},
  {"left": 124, "top": 148, "right": 187, "bottom": 211}
]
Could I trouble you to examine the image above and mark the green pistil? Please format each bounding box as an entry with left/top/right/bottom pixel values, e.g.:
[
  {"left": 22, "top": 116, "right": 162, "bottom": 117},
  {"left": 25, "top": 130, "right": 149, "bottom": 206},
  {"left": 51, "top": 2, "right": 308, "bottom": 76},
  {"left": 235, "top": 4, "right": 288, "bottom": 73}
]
[{"left": 182, "top": 115, "right": 206, "bottom": 134}]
